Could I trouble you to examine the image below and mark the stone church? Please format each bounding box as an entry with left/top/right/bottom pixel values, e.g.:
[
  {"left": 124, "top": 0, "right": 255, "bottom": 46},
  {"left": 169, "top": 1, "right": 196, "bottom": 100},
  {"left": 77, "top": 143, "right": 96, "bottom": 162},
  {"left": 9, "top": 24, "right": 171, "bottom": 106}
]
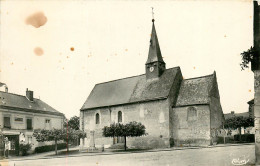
[{"left": 80, "top": 19, "right": 224, "bottom": 149}]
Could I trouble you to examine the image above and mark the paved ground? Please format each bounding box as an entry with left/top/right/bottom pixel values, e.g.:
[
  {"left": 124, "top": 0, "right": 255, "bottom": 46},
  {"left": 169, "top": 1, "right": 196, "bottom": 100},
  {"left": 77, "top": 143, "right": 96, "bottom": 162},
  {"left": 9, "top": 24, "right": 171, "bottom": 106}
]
[{"left": 0, "top": 144, "right": 256, "bottom": 166}]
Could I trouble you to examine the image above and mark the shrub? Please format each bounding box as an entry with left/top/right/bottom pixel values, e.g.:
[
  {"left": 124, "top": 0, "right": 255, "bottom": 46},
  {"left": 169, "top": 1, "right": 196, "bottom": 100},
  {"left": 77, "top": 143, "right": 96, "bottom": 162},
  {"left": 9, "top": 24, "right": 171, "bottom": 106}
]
[
  {"left": 19, "top": 143, "right": 32, "bottom": 156},
  {"left": 34, "top": 143, "right": 67, "bottom": 153},
  {"left": 234, "top": 134, "right": 255, "bottom": 142}
]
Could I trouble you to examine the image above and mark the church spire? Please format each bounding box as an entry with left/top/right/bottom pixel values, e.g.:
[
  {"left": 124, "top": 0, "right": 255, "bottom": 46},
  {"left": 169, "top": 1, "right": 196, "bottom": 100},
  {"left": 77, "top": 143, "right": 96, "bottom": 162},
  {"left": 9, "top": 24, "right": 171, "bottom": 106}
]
[
  {"left": 145, "top": 8, "right": 166, "bottom": 80},
  {"left": 146, "top": 14, "right": 165, "bottom": 65}
]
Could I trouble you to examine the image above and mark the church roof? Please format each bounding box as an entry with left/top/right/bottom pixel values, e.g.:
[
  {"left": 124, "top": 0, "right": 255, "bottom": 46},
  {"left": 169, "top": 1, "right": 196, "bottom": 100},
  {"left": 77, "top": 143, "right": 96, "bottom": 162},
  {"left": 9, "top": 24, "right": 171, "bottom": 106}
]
[
  {"left": 146, "top": 21, "right": 165, "bottom": 64},
  {"left": 81, "top": 67, "right": 180, "bottom": 110},
  {"left": 0, "top": 91, "right": 64, "bottom": 116},
  {"left": 176, "top": 74, "right": 215, "bottom": 106}
]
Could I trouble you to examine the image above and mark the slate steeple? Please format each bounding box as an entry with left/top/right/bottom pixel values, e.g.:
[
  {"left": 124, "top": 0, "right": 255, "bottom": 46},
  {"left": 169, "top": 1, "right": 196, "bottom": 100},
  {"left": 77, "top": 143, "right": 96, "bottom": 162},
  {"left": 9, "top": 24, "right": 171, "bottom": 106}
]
[{"left": 145, "top": 18, "right": 166, "bottom": 80}]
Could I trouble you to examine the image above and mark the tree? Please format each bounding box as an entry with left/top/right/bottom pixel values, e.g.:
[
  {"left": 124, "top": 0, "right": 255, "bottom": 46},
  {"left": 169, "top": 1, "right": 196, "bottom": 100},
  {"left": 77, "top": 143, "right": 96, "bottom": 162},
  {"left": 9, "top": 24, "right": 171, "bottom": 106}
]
[
  {"left": 63, "top": 116, "right": 85, "bottom": 150},
  {"left": 103, "top": 121, "right": 146, "bottom": 151},
  {"left": 224, "top": 116, "right": 254, "bottom": 141},
  {"left": 33, "top": 128, "right": 86, "bottom": 155},
  {"left": 33, "top": 129, "right": 65, "bottom": 155},
  {"left": 64, "top": 128, "right": 86, "bottom": 152},
  {"left": 240, "top": 46, "right": 256, "bottom": 70},
  {"left": 65, "top": 116, "right": 80, "bottom": 130}
]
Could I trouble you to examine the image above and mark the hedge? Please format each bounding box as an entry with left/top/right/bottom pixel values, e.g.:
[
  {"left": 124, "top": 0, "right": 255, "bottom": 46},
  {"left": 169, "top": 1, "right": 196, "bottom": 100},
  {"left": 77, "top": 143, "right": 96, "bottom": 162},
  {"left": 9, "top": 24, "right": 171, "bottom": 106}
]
[
  {"left": 35, "top": 143, "right": 67, "bottom": 153},
  {"left": 234, "top": 134, "right": 255, "bottom": 142},
  {"left": 216, "top": 134, "right": 255, "bottom": 144}
]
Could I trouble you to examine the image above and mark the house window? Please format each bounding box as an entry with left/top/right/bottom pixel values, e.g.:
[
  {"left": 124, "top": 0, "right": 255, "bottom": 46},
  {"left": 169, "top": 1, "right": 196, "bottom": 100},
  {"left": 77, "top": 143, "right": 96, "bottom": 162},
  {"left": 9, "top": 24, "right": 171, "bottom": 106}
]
[
  {"left": 27, "top": 118, "right": 33, "bottom": 130},
  {"left": 4, "top": 117, "right": 11, "bottom": 128},
  {"left": 96, "top": 113, "right": 100, "bottom": 124},
  {"left": 118, "top": 111, "right": 122, "bottom": 123},
  {"left": 187, "top": 107, "right": 197, "bottom": 121},
  {"left": 45, "top": 119, "right": 51, "bottom": 129}
]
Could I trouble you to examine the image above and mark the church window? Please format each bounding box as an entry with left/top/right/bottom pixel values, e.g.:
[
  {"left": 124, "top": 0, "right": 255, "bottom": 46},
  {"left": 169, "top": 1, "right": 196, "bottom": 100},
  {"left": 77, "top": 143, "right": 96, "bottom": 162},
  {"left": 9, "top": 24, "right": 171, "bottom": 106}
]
[
  {"left": 118, "top": 111, "right": 122, "bottom": 123},
  {"left": 187, "top": 107, "right": 197, "bottom": 121},
  {"left": 96, "top": 113, "right": 100, "bottom": 124}
]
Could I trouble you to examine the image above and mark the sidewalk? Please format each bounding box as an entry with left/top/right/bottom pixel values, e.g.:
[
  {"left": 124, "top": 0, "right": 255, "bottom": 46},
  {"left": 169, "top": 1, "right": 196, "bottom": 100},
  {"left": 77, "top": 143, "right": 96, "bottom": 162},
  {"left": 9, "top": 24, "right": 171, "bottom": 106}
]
[
  {"left": 1, "top": 143, "right": 254, "bottom": 162},
  {"left": 1, "top": 146, "right": 80, "bottom": 161}
]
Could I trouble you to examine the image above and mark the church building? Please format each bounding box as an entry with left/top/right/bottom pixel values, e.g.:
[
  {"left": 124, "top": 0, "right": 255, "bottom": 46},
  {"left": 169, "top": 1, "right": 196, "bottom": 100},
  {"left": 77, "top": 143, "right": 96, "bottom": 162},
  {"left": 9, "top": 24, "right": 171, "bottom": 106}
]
[{"left": 80, "top": 18, "right": 224, "bottom": 149}]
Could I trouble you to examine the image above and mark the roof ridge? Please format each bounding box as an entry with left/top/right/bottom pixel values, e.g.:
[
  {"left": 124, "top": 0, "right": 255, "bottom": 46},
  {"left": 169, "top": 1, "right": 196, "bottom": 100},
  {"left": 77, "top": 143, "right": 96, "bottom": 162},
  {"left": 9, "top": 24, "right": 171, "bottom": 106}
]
[
  {"left": 0, "top": 90, "right": 41, "bottom": 101},
  {"left": 0, "top": 91, "right": 28, "bottom": 98},
  {"left": 95, "top": 66, "right": 180, "bottom": 86},
  {"left": 96, "top": 74, "right": 145, "bottom": 86},
  {"left": 183, "top": 73, "right": 214, "bottom": 81}
]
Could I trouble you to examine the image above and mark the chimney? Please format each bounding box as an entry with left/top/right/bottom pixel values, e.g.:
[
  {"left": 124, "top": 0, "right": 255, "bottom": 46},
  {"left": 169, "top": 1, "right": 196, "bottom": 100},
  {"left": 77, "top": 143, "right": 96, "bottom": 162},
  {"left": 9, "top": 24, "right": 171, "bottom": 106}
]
[
  {"left": 231, "top": 111, "right": 234, "bottom": 115},
  {"left": 26, "top": 88, "right": 34, "bottom": 102}
]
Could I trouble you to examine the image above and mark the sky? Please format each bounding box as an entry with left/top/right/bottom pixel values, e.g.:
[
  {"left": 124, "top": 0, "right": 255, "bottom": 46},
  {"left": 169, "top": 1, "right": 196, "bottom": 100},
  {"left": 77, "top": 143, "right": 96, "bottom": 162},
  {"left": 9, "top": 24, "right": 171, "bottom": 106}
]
[{"left": 0, "top": 0, "right": 256, "bottom": 118}]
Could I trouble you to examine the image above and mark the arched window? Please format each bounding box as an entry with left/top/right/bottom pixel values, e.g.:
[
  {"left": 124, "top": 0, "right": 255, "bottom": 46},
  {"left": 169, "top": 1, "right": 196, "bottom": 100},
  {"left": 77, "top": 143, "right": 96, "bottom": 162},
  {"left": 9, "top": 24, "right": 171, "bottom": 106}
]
[
  {"left": 187, "top": 107, "right": 197, "bottom": 121},
  {"left": 96, "top": 113, "right": 100, "bottom": 124},
  {"left": 118, "top": 111, "right": 122, "bottom": 123}
]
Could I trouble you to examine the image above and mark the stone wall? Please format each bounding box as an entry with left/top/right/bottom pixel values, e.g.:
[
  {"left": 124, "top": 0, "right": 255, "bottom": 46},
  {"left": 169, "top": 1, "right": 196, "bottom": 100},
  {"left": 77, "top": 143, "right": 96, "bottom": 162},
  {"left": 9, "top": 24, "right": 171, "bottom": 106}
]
[
  {"left": 168, "top": 69, "right": 183, "bottom": 143},
  {"left": 82, "top": 99, "right": 171, "bottom": 149},
  {"left": 209, "top": 97, "right": 225, "bottom": 143},
  {"left": 172, "top": 105, "right": 211, "bottom": 147}
]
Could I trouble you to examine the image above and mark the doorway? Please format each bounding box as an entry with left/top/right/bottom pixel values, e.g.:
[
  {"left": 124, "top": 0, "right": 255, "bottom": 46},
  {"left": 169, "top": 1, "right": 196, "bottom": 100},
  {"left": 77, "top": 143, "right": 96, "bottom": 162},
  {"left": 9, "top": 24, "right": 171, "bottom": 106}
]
[{"left": 5, "top": 135, "right": 19, "bottom": 156}]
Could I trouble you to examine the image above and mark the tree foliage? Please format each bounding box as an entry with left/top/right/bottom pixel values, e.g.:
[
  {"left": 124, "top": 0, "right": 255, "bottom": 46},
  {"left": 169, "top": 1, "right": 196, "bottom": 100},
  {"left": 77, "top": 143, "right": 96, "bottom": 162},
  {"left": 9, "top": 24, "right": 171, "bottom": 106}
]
[
  {"left": 240, "top": 46, "right": 256, "bottom": 70},
  {"left": 103, "top": 121, "right": 146, "bottom": 150},
  {"left": 224, "top": 116, "right": 254, "bottom": 129},
  {"left": 33, "top": 129, "right": 64, "bottom": 142},
  {"left": 65, "top": 116, "right": 80, "bottom": 130},
  {"left": 33, "top": 128, "right": 86, "bottom": 154}
]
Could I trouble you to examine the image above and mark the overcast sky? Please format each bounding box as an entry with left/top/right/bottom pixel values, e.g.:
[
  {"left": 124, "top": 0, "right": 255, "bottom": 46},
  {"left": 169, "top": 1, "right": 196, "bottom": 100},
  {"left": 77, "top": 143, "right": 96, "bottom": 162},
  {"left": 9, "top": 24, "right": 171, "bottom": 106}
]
[{"left": 0, "top": 0, "right": 256, "bottom": 118}]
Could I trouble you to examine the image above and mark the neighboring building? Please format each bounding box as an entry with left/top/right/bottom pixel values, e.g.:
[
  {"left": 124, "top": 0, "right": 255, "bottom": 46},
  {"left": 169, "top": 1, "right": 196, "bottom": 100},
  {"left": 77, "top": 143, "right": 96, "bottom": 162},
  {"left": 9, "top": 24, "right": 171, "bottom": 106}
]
[
  {"left": 80, "top": 19, "right": 224, "bottom": 149},
  {"left": 248, "top": 99, "right": 254, "bottom": 118},
  {"left": 0, "top": 88, "right": 65, "bottom": 155}
]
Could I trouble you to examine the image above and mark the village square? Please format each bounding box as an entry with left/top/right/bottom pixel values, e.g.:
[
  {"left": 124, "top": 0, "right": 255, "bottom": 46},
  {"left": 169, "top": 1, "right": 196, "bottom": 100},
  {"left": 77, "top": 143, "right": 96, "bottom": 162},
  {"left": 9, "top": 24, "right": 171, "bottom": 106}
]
[{"left": 0, "top": 0, "right": 260, "bottom": 166}]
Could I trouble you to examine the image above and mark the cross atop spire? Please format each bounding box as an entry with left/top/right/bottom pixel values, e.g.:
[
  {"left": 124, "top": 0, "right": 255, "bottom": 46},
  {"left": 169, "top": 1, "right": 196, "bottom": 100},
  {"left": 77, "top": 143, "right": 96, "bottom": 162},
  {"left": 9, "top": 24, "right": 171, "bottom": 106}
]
[{"left": 152, "top": 7, "right": 155, "bottom": 22}]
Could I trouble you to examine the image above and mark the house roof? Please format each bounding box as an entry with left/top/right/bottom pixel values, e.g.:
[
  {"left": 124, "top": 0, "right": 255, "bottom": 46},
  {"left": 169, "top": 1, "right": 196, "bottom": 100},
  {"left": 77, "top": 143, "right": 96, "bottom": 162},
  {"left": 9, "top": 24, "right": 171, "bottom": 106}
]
[
  {"left": 176, "top": 74, "right": 215, "bottom": 106},
  {"left": 0, "top": 91, "right": 64, "bottom": 116},
  {"left": 224, "top": 112, "right": 249, "bottom": 119},
  {"left": 81, "top": 67, "right": 181, "bottom": 110}
]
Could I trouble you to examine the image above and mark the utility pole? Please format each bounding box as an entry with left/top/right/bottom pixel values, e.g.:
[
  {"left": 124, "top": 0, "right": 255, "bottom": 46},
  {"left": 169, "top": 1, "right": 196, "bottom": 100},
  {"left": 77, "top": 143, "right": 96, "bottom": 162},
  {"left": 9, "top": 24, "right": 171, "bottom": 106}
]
[{"left": 253, "top": 1, "right": 260, "bottom": 165}]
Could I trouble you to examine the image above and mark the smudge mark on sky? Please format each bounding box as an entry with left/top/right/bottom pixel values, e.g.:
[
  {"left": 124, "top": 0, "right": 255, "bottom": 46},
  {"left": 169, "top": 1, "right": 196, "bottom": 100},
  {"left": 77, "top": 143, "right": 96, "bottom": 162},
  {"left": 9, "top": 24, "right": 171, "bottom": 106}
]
[
  {"left": 70, "top": 47, "right": 74, "bottom": 51},
  {"left": 26, "top": 12, "right": 47, "bottom": 28},
  {"left": 34, "top": 47, "right": 44, "bottom": 56}
]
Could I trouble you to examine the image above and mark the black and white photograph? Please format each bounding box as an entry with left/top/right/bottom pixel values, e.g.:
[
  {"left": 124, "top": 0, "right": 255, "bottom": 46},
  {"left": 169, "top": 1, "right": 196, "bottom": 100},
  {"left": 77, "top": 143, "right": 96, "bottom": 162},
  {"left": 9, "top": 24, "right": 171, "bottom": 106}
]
[{"left": 0, "top": 0, "right": 259, "bottom": 165}]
